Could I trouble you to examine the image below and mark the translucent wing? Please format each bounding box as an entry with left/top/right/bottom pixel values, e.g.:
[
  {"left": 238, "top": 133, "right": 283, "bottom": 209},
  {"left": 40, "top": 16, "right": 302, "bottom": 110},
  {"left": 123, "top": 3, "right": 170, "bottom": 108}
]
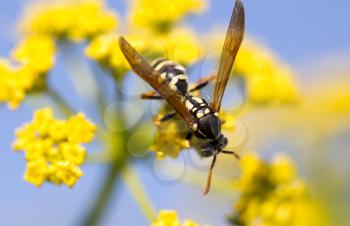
[
  {"left": 119, "top": 37, "right": 197, "bottom": 127},
  {"left": 212, "top": 0, "right": 245, "bottom": 112}
]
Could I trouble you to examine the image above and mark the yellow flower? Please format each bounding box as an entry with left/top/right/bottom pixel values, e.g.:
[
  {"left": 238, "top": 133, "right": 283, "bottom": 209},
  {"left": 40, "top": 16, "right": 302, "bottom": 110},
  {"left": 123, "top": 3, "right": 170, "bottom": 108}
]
[
  {"left": 155, "top": 28, "right": 202, "bottom": 65},
  {"left": 85, "top": 33, "right": 147, "bottom": 75},
  {"left": 11, "top": 35, "right": 56, "bottom": 74},
  {"left": 271, "top": 154, "right": 296, "bottom": 184},
  {"left": 149, "top": 103, "right": 236, "bottom": 159},
  {"left": 235, "top": 40, "right": 299, "bottom": 105},
  {"left": 47, "top": 161, "right": 84, "bottom": 187},
  {"left": 230, "top": 152, "right": 327, "bottom": 226},
  {"left": 219, "top": 111, "right": 236, "bottom": 131},
  {"left": 151, "top": 210, "right": 208, "bottom": 226},
  {"left": 86, "top": 28, "right": 201, "bottom": 76},
  {"left": 67, "top": 1, "right": 118, "bottom": 41},
  {"left": 129, "top": 0, "right": 206, "bottom": 31},
  {"left": 20, "top": 0, "right": 118, "bottom": 41},
  {"left": 291, "top": 78, "right": 350, "bottom": 136},
  {"left": 23, "top": 159, "right": 49, "bottom": 187},
  {"left": 13, "top": 107, "right": 95, "bottom": 187},
  {"left": 0, "top": 60, "right": 17, "bottom": 107},
  {"left": 66, "top": 113, "right": 96, "bottom": 143},
  {"left": 0, "top": 35, "right": 54, "bottom": 109},
  {"left": 150, "top": 116, "right": 189, "bottom": 159},
  {"left": 0, "top": 60, "right": 41, "bottom": 109},
  {"left": 208, "top": 33, "right": 298, "bottom": 105}
]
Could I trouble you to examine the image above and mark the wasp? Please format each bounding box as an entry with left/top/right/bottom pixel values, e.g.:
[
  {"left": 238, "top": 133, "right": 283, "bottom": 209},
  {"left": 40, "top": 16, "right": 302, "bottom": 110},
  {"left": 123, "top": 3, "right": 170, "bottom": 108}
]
[{"left": 119, "top": 0, "right": 245, "bottom": 195}]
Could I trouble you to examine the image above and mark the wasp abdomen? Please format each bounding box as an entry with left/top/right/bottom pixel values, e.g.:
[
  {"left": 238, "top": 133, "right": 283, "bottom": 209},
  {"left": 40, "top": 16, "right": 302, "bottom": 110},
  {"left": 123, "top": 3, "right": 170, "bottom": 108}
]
[{"left": 151, "top": 58, "right": 189, "bottom": 95}]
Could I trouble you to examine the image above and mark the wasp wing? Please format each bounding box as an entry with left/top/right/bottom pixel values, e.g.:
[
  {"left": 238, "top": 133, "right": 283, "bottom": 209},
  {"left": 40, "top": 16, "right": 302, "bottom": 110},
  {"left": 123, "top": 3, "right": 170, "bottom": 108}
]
[
  {"left": 212, "top": 0, "right": 245, "bottom": 112},
  {"left": 119, "top": 37, "right": 197, "bottom": 127}
]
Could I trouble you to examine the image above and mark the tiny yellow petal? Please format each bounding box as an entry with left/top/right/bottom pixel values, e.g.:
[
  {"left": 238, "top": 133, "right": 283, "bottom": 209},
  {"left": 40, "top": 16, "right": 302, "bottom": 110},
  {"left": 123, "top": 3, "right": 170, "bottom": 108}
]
[{"left": 24, "top": 159, "right": 49, "bottom": 187}]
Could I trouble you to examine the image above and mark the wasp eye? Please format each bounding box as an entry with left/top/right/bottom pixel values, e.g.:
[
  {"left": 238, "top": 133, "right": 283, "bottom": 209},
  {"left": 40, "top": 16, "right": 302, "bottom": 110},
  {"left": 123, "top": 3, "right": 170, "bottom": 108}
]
[{"left": 223, "top": 137, "right": 228, "bottom": 146}]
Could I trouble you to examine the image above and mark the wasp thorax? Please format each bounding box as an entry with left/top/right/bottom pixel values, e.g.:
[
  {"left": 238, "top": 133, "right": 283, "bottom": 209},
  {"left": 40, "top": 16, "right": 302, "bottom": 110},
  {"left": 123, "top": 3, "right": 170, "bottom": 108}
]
[
  {"left": 195, "top": 114, "right": 221, "bottom": 140},
  {"left": 184, "top": 95, "right": 221, "bottom": 140}
]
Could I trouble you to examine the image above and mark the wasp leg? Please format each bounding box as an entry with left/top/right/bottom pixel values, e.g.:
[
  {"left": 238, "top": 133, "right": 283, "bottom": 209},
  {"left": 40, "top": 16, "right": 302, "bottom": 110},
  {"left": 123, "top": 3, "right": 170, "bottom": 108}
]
[
  {"left": 154, "top": 111, "right": 177, "bottom": 125},
  {"left": 141, "top": 91, "right": 162, "bottom": 99},
  {"left": 189, "top": 74, "right": 216, "bottom": 93},
  {"left": 184, "top": 132, "right": 193, "bottom": 149}
]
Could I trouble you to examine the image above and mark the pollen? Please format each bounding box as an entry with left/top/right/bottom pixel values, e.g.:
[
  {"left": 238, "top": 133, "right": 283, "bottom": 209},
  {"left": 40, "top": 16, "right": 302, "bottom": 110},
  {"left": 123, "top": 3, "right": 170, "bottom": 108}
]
[{"left": 13, "top": 107, "right": 95, "bottom": 187}]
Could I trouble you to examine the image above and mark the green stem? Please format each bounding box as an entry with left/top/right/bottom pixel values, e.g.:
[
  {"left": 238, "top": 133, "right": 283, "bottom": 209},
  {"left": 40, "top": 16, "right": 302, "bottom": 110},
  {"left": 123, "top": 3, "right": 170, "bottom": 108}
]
[
  {"left": 46, "top": 85, "right": 74, "bottom": 116},
  {"left": 81, "top": 77, "right": 131, "bottom": 226},
  {"left": 159, "top": 160, "right": 235, "bottom": 195},
  {"left": 81, "top": 147, "right": 128, "bottom": 226},
  {"left": 122, "top": 166, "right": 156, "bottom": 221}
]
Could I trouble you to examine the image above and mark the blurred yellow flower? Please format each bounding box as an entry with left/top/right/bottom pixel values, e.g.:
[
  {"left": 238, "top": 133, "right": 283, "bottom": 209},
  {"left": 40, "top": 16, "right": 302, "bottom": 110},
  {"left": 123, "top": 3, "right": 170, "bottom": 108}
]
[
  {"left": 20, "top": 0, "right": 118, "bottom": 41},
  {"left": 129, "top": 0, "right": 206, "bottom": 32},
  {"left": 156, "top": 28, "right": 202, "bottom": 65},
  {"left": 231, "top": 153, "right": 327, "bottom": 226},
  {"left": 219, "top": 111, "right": 236, "bottom": 131},
  {"left": 151, "top": 117, "right": 189, "bottom": 159},
  {"left": 85, "top": 33, "right": 148, "bottom": 75},
  {"left": 208, "top": 33, "right": 298, "bottom": 105},
  {"left": 151, "top": 210, "right": 208, "bottom": 226},
  {"left": 0, "top": 59, "right": 44, "bottom": 109},
  {"left": 235, "top": 40, "right": 299, "bottom": 105},
  {"left": 86, "top": 28, "right": 202, "bottom": 76},
  {"left": 294, "top": 78, "right": 350, "bottom": 136},
  {"left": 0, "top": 60, "right": 20, "bottom": 108},
  {"left": 13, "top": 107, "right": 95, "bottom": 187},
  {"left": 150, "top": 108, "right": 236, "bottom": 159},
  {"left": 12, "top": 35, "right": 56, "bottom": 73}
]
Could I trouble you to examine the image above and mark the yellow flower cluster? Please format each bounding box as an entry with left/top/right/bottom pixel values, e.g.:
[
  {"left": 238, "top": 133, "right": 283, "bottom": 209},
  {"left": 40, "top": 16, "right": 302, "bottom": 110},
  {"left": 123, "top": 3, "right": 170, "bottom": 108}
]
[
  {"left": 152, "top": 210, "right": 208, "bottom": 226},
  {"left": 13, "top": 108, "right": 96, "bottom": 187},
  {"left": 1, "top": 0, "right": 118, "bottom": 109},
  {"left": 0, "top": 35, "right": 56, "bottom": 109},
  {"left": 295, "top": 79, "right": 350, "bottom": 136},
  {"left": 12, "top": 35, "right": 56, "bottom": 74},
  {"left": 231, "top": 153, "right": 326, "bottom": 226},
  {"left": 85, "top": 29, "right": 202, "bottom": 74},
  {"left": 150, "top": 107, "right": 236, "bottom": 159},
  {"left": 85, "top": 28, "right": 202, "bottom": 76},
  {"left": 129, "top": 0, "right": 206, "bottom": 31},
  {"left": 20, "top": 0, "right": 118, "bottom": 41},
  {"left": 85, "top": 33, "right": 147, "bottom": 75},
  {"left": 151, "top": 117, "right": 189, "bottom": 159},
  {"left": 235, "top": 40, "right": 299, "bottom": 105}
]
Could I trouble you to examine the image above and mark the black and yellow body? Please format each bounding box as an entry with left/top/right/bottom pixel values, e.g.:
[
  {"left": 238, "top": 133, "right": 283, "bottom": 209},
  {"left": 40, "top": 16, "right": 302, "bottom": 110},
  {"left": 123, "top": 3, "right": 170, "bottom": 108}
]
[
  {"left": 184, "top": 96, "right": 220, "bottom": 138},
  {"left": 119, "top": 0, "right": 245, "bottom": 194},
  {"left": 151, "top": 58, "right": 189, "bottom": 96},
  {"left": 151, "top": 58, "right": 226, "bottom": 157}
]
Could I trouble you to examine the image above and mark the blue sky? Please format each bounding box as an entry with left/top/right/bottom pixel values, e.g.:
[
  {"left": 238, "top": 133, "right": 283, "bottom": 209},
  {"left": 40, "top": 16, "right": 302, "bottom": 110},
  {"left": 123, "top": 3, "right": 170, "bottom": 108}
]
[{"left": 0, "top": 0, "right": 349, "bottom": 226}]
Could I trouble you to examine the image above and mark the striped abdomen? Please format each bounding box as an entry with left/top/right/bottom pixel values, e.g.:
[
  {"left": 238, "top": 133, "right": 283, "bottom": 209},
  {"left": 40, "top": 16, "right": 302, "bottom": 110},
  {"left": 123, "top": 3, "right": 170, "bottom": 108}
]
[{"left": 151, "top": 58, "right": 189, "bottom": 96}]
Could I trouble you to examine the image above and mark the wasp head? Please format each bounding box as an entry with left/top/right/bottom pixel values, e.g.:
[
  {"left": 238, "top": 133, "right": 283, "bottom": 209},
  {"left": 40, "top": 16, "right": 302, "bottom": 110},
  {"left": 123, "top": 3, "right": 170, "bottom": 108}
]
[{"left": 200, "top": 134, "right": 228, "bottom": 157}]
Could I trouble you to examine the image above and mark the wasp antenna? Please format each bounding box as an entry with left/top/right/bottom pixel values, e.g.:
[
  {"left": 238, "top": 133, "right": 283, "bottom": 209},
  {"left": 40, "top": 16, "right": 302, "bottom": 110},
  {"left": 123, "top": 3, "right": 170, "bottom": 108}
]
[
  {"left": 222, "top": 150, "right": 240, "bottom": 159},
  {"left": 203, "top": 155, "right": 217, "bottom": 195}
]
